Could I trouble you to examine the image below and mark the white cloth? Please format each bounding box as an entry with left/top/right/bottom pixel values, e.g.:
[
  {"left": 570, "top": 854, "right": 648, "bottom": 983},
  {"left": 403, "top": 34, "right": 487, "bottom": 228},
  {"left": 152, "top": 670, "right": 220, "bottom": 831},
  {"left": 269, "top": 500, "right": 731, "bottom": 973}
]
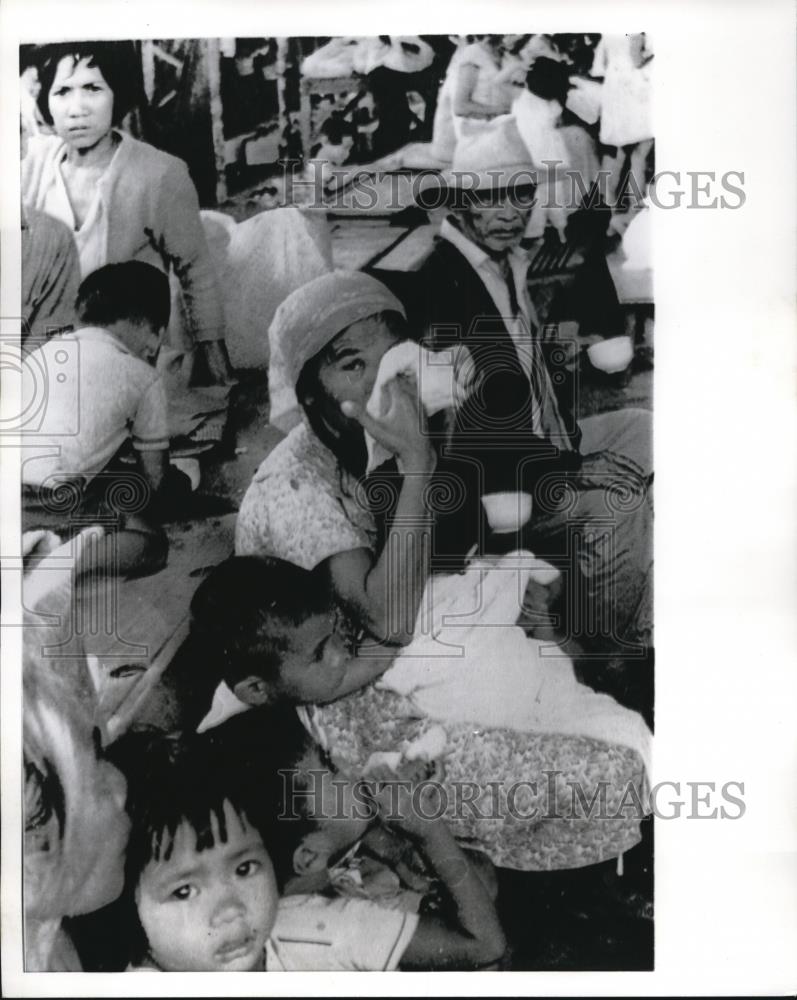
[
  {"left": 565, "top": 76, "right": 603, "bottom": 125},
  {"left": 590, "top": 34, "right": 653, "bottom": 146},
  {"left": 512, "top": 90, "right": 571, "bottom": 169},
  {"left": 621, "top": 199, "right": 652, "bottom": 270},
  {"left": 378, "top": 551, "right": 652, "bottom": 778},
  {"left": 196, "top": 679, "right": 251, "bottom": 733},
  {"left": 266, "top": 895, "right": 418, "bottom": 970},
  {"left": 196, "top": 553, "right": 651, "bottom": 778},
  {"left": 300, "top": 37, "right": 363, "bottom": 78},
  {"left": 191, "top": 207, "right": 333, "bottom": 371},
  {"left": 430, "top": 43, "right": 468, "bottom": 159},
  {"left": 364, "top": 341, "right": 473, "bottom": 473},
  {"left": 518, "top": 35, "right": 564, "bottom": 68},
  {"left": 21, "top": 327, "right": 168, "bottom": 486},
  {"left": 439, "top": 219, "right": 544, "bottom": 434},
  {"left": 362, "top": 36, "right": 434, "bottom": 75},
  {"left": 512, "top": 89, "right": 572, "bottom": 236}
]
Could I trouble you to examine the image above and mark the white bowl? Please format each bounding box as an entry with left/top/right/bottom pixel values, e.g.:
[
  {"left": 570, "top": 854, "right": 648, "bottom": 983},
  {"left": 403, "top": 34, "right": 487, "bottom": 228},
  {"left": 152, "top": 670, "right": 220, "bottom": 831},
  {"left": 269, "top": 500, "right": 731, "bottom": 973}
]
[
  {"left": 587, "top": 335, "right": 634, "bottom": 373},
  {"left": 481, "top": 491, "right": 533, "bottom": 534}
]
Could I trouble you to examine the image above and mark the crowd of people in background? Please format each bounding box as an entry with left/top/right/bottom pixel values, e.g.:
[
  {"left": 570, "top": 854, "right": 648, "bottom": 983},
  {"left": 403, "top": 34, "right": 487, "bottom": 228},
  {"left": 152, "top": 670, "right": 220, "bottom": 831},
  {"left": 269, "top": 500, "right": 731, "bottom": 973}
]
[{"left": 20, "top": 34, "right": 654, "bottom": 973}]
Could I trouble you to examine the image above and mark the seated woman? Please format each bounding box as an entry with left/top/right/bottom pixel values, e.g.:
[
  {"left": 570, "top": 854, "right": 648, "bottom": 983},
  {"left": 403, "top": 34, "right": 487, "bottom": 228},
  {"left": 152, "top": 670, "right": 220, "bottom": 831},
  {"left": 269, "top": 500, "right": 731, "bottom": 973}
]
[
  {"left": 22, "top": 41, "right": 233, "bottom": 442},
  {"left": 235, "top": 270, "right": 649, "bottom": 872}
]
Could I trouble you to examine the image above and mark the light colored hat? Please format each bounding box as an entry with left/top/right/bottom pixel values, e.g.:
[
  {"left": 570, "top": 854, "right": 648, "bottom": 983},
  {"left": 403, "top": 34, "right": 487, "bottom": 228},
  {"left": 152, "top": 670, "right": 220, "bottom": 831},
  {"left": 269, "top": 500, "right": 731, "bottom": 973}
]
[
  {"left": 268, "top": 269, "right": 406, "bottom": 432},
  {"left": 419, "top": 115, "right": 540, "bottom": 200}
]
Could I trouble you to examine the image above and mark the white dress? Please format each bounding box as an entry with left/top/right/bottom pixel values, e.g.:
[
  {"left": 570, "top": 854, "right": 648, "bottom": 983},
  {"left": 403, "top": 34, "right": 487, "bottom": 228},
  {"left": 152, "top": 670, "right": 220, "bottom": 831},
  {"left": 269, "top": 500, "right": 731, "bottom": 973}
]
[
  {"left": 591, "top": 33, "right": 653, "bottom": 146},
  {"left": 451, "top": 42, "right": 511, "bottom": 142}
]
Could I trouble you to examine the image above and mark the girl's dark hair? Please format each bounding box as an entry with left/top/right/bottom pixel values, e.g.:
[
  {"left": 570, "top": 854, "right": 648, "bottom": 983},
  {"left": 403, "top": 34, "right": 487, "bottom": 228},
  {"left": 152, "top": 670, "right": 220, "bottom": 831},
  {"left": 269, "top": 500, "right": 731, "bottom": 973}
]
[
  {"left": 35, "top": 41, "right": 142, "bottom": 127},
  {"left": 110, "top": 731, "right": 267, "bottom": 966},
  {"left": 76, "top": 261, "right": 171, "bottom": 332},
  {"left": 188, "top": 555, "right": 332, "bottom": 691}
]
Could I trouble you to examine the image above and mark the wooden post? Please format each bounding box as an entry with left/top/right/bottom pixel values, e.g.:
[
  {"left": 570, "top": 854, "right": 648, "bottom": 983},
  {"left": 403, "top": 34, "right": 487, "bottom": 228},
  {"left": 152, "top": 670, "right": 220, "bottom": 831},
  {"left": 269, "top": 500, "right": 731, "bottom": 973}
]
[
  {"left": 275, "top": 36, "right": 288, "bottom": 143},
  {"left": 299, "top": 76, "right": 312, "bottom": 163},
  {"left": 204, "top": 37, "right": 227, "bottom": 205}
]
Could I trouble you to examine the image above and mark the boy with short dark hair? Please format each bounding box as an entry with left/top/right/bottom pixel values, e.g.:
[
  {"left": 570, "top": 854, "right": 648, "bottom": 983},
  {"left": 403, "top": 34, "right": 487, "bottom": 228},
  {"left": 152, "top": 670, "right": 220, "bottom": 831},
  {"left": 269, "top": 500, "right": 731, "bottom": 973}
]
[
  {"left": 21, "top": 260, "right": 189, "bottom": 576},
  {"left": 189, "top": 556, "right": 393, "bottom": 725}
]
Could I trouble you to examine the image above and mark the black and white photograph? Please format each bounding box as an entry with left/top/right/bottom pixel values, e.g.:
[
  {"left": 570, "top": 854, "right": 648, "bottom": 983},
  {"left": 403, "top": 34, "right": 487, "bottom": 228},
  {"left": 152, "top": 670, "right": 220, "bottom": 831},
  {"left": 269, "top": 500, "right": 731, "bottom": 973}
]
[{"left": 2, "top": 0, "right": 795, "bottom": 995}]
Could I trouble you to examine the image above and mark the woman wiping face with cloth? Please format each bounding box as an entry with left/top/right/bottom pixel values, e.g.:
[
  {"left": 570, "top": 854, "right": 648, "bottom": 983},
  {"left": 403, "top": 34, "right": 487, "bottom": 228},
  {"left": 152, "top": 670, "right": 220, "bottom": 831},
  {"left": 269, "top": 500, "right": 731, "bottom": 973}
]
[
  {"left": 229, "top": 269, "right": 651, "bottom": 875},
  {"left": 237, "top": 269, "right": 441, "bottom": 647}
]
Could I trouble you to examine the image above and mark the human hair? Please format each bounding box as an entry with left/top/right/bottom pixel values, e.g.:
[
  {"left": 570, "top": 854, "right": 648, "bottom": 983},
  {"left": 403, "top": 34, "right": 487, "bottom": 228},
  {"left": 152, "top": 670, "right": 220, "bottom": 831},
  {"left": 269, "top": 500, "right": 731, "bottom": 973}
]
[
  {"left": 221, "top": 716, "right": 341, "bottom": 890},
  {"left": 111, "top": 731, "right": 267, "bottom": 965},
  {"left": 188, "top": 555, "right": 332, "bottom": 692},
  {"left": 525, "top": 56, "right": 573, "bottom": 106},
  {"left": 75, "top": 261, "right": 171, "bottom": 332},
  {"left": 35, "top": 41, "right": 141, "bottom": 127}
]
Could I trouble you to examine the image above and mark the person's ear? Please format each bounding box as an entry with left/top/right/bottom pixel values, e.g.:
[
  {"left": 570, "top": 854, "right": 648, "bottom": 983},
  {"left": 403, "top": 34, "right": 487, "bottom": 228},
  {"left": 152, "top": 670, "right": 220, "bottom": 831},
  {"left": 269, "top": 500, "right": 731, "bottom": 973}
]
[
  {"left": 232, "top": 676, "right": 272, "bottom": 706},
  {"left": 292, "top": 833, "right": 331, "bottom": 876}
]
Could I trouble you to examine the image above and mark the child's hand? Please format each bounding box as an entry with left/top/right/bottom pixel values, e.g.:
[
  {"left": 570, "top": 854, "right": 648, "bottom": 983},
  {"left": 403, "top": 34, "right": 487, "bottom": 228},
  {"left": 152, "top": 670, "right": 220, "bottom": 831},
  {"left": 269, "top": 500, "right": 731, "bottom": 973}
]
[{"left": 369, "top": 758, "right": 446, "bottom": 841}]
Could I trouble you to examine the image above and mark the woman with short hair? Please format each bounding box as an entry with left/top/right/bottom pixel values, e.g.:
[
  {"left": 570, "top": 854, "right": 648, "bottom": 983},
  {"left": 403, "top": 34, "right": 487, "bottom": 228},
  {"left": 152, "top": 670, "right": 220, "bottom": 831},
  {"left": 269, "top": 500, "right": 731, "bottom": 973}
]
[{"left": 22, "top": 41, "right": 233, "bottom": 401}]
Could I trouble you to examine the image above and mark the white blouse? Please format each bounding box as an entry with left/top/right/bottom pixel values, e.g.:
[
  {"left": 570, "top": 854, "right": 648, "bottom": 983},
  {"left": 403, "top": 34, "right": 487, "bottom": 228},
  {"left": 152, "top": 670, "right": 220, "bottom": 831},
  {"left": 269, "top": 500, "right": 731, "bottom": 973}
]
[{"left": 41, "top": 149, "right": 113, "bottom": 277}]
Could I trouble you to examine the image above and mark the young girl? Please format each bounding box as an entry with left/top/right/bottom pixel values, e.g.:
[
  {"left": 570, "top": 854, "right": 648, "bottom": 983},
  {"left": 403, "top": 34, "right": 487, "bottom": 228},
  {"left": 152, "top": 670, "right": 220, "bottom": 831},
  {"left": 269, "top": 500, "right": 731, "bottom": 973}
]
[{"left": 119, "top": 732, "right": 505, "bottom": 971}]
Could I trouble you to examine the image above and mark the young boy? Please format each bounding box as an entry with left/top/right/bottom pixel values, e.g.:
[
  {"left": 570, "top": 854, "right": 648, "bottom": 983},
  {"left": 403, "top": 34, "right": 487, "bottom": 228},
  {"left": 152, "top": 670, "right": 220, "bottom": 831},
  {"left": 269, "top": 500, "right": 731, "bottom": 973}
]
[
  {"left": 121, "top": 732, "right": 505, "bottom": 971},
  {"left": 21, "top": 260, "right": 188, "bottom": 577},
  {"left": 188, "top": 555, "right": 394, "bottom": 731}
]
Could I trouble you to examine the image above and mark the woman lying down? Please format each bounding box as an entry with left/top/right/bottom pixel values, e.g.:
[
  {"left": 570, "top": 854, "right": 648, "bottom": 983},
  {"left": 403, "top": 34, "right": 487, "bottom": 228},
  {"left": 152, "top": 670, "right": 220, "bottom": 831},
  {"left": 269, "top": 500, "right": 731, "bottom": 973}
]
[{"left": 217, "top": 270, "right": 651, "bottom": 871}]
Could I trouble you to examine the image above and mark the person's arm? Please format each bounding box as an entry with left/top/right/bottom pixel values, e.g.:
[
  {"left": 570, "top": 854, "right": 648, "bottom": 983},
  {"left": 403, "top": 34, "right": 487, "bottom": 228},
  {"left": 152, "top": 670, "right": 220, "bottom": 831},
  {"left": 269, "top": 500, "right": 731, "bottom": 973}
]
[
  {"left": 131, "top": 375, "right": 171, "bottom": 497},
  {"left": 157, "top": 160, "right": 234, "bottom": 383},
  {"left": 137, "top": 447, "right": 169, "bottom": 496},
  {"left": 371, "top": 773, "right": 506, "bottom": 970},
  {"left": 326, "top": 652, "right": 395, "bottom": 700},
  {"left": 453, "top": 62, "right": 508, "bottom": 118},
  {"left": 22, "top": 213, "right": 80, "bottom": 341},
  {"left": 322, "top": 379, "right": 436, "bottom": 646}
]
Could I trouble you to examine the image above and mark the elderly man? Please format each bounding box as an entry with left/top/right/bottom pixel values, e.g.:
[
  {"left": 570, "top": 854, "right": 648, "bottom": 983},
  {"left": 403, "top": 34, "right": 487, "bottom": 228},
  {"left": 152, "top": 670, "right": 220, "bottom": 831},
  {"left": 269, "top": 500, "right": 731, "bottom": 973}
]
[{"left": 383, "top": 118, "right": 652, "bottom": 653}]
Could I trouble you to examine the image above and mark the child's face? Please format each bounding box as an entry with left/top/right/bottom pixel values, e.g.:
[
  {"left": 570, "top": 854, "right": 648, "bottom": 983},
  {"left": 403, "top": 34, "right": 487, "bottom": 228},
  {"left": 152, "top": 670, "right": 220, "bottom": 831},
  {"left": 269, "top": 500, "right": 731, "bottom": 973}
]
[
  {"left": 135, "top": 801, "right": 278, "bottom": 972},
  {"left": 277, "top": 612, "right": 350, "bottom": 704}
]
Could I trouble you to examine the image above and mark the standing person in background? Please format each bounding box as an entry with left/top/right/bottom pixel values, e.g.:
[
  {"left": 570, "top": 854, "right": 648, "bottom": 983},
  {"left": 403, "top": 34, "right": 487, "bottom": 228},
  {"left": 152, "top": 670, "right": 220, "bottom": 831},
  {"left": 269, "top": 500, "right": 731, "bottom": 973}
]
[
  {"left": 590, "top": 33, "right": 654, "bottom": 210},
  {"left": 451, "top": 35, "right": 517, "bottom": 140},
  {"left": 22, "top": 42, "right": 234, "bottom": 438}
]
